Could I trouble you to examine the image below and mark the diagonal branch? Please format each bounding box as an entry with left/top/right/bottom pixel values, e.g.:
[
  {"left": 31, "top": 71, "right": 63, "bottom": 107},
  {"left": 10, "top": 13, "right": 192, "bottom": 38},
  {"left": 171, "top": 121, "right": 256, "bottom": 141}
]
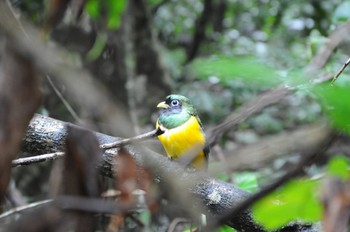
[
  {"left": 214, "top": 133, "right": 336, "bottom": 230},
  {"left": 100, "top": 129, "right": 161, "bottom": 149},
  {"left": 206, "top": 87, "right": 290, "bottom": 146}
]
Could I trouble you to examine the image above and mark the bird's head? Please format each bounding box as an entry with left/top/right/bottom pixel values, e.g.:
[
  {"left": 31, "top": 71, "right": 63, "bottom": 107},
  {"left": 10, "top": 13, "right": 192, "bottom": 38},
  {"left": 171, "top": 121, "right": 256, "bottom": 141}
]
[{"left": 157, "top": 94, "right": 197, "bottom": 129}]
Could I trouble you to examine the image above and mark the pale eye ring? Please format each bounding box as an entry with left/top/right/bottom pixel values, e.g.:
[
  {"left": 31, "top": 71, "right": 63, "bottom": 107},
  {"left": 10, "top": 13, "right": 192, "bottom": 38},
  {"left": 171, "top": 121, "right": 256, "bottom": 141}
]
[{"left": 171, "top": 99, "right": 179, "bottom": 106}]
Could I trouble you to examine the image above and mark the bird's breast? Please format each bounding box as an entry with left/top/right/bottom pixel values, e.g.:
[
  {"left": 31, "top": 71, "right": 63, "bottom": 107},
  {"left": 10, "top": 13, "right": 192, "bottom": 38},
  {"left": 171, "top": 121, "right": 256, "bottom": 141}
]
[{"left": 157, "top": 116, "right": 206, "bottom": 160}]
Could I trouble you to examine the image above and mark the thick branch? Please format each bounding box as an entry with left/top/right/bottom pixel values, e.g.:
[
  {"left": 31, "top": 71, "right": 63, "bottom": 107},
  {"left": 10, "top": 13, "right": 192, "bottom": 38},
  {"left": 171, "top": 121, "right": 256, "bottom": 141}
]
[
  {"left": 22, "top": 114, "right": 264, "bottom": 231},
  {"left": 305, "top": 20, "right": 350, "bottom": 75}
]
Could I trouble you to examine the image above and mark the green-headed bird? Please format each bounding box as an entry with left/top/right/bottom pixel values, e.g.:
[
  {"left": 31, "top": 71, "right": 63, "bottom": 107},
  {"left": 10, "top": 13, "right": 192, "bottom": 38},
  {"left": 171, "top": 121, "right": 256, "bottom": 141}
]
[{"left": 156, "top": 95, "right": 209, "bottom": 170}]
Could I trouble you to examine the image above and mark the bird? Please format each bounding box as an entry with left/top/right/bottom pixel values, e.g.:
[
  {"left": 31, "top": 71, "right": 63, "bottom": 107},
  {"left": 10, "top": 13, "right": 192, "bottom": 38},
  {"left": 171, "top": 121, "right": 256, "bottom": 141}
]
[{"left": 155, "top": 94, "right": 209, "bottom": 170}]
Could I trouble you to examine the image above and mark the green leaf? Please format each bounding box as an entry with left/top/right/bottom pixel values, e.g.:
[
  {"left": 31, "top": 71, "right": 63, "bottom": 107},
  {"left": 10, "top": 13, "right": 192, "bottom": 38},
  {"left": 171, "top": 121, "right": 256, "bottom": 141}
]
[
  {"left": 216, "top": 172, "right": 229, "bottom": 182},
  {"left": 191, "top": 56, "right": 282, "bottom": 88},
  {"left": 253, "top": 179, "right": 322, "bottom": 230},
  {"left": 233, "top": 172, "right": 259, "bottom": 192},
  {"left": 86, "top": 33, "right": 107, "bottom": 61},
  {"left": 139, "top": 211, "right": 150, "bottom": 225},
  {"left": 85, "top": 0, "right": 100, "bottom": 19},
  {"left": 107, "top": 0, "right": 126, "bottom": 30},
  {"left": 219, "top": 225, "right": 236, "bottom": 232},
  {"left": 327, "top": 156, "right": 350, "bottom": 180},
  {"left": 312, "top": 84, "right": 350, "bottom": 134}
]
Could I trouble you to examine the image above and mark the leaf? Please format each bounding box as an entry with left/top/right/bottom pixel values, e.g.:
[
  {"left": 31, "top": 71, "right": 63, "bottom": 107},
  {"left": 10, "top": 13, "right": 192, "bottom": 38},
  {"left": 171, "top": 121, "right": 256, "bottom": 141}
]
[
  {"left": 114, "top": 148, "right": 139, "bottom": 203},
  {"left": 327, "top": 155, "right": 350, "bottom": 180},
  {"left": 191, "top": 56, "right": 283, "bottom": 88},
  {"left": 312, "top": 84, "right": 350, "bottom": 135},
  {"left": 114, "top": 147, "right": 157, "bottom": 211},
  {"left": 219, "top": 225, "right": 235, "bottom": 232},
  {"left": 253, "top": 179, "right": 322, "bottom": 230},
  {"left": 107, "top": 0, "right": 126, "bottom": 30},
  {"left": 233, "top": 172, "right": 259, "bottom": 192},
  {"left": 85, "top": 0, "right": 126, "bottom": 29},
  {"left": 217, "top": 172, "right": 230, "bottom": 182},
  {"left": 85, "top": 0, "right": 100, "bottom": 19},
  {"left": 86, "top": 33, "right": 107, "bottom": 61}
]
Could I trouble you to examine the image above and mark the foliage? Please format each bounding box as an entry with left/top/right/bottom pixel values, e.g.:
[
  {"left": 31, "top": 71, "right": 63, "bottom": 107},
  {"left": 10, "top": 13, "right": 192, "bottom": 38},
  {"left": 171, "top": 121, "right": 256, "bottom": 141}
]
[
  {"left": 216, "top": 170, "right": 259, "bottom": 192},
  {"left": 253, "top": 155, "right": 350, "bottom": 230},
  {"left": 85, "top": 0, "right": 126, "bottom": 29},
  {"left": 233, "top": 171, "right": 260, "bottom": 192},
  {"left": 253, "top": 179, "right": 323, "bottom": 230},
  {"left": 191, "top": 56, "right": 283, "bottom": 88},
  {"left": 86, "top": 33, "right": 107, "bottom": 61},
  {"left": 219, "top": 225, "right": 236, "bottom": 232},
  {"left": 249, "top": 67, "right": 350, "bottom": 230},
  {"left": 327, "top": 155, "right": 350, "bottom": 180},
  {"left": 312, "top": 83, "right": 350, "bottom": 135}
]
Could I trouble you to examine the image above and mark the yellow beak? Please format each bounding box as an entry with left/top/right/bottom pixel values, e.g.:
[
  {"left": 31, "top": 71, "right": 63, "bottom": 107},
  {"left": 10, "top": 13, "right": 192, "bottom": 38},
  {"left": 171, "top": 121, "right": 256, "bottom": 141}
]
[{"left": 157, "top": 101, "right": 169, "bottom": 109}]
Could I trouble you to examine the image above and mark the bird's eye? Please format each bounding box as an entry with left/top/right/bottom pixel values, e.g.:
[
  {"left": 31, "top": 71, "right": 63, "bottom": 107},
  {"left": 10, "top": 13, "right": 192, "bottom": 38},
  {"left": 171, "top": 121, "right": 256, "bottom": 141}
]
[{"left": 171, "top": 99, "right": 179, "bottom": 106}]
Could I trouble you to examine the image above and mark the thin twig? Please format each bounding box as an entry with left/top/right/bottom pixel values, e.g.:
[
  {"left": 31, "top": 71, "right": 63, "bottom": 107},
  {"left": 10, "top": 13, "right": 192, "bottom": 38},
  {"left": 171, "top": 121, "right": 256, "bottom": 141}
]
[
  {"left": 12, "top": 129, "right": 161, "bottom": 167},
  {"left": 46, "top": 75, "right": 81, "bottom": 122},
  {"left": 12, "top": 152, "right": 64, "bottom": 167},
  {"left": 100, "top": 128, "right": 160, "bottom": 149},
  {"left": 331, "top": 57, "right": 350, "bottom": 84},
  {"left": 0, "top": 199, "right": 52, "bottom": 220}
]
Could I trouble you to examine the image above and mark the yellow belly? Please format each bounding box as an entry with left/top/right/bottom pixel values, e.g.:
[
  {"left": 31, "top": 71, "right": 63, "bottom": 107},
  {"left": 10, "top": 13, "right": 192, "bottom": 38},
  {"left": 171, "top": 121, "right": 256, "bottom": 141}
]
[{"left": 157, "top": 116, "right": 206, "bottom": 169}]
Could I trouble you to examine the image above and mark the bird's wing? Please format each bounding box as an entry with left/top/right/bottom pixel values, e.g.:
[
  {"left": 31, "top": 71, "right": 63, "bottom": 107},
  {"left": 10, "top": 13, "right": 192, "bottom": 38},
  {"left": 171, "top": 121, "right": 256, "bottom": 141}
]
[
  {"left": 203, "top": 142, "right": 210, "bottom": 161},
  {"left": 195, "top": 115, "right": 203, "bottom": 128},
  {"left": 195, "top": 115, "right": 210, "bottom": 162}
]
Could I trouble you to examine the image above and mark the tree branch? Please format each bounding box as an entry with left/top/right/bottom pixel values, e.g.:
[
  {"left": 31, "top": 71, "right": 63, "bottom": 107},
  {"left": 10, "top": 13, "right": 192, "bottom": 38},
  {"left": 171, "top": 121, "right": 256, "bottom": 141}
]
[
  {"left": 21, "top": 114, "right": 327, "bottom": 231},
  {"left": 100, "top": 129, "right": 161, "bottom": 149},
  {"left": 12, "top": 152, "right": 64, "bottom": 167},
  {"left": 22, "top": 114, "right": 265, "bottom": 231},
  {"left": 0, "top": 199, "right": 52, "bottom": 220},
  {"left": 12, "top": 128, "right": 161, "bottom": 167},
  {"left": 331, "top": 57, "right": 350, "bottom": 83},
  {"left": 305, "top": 20, "right": 350, "bottom": 76}
]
